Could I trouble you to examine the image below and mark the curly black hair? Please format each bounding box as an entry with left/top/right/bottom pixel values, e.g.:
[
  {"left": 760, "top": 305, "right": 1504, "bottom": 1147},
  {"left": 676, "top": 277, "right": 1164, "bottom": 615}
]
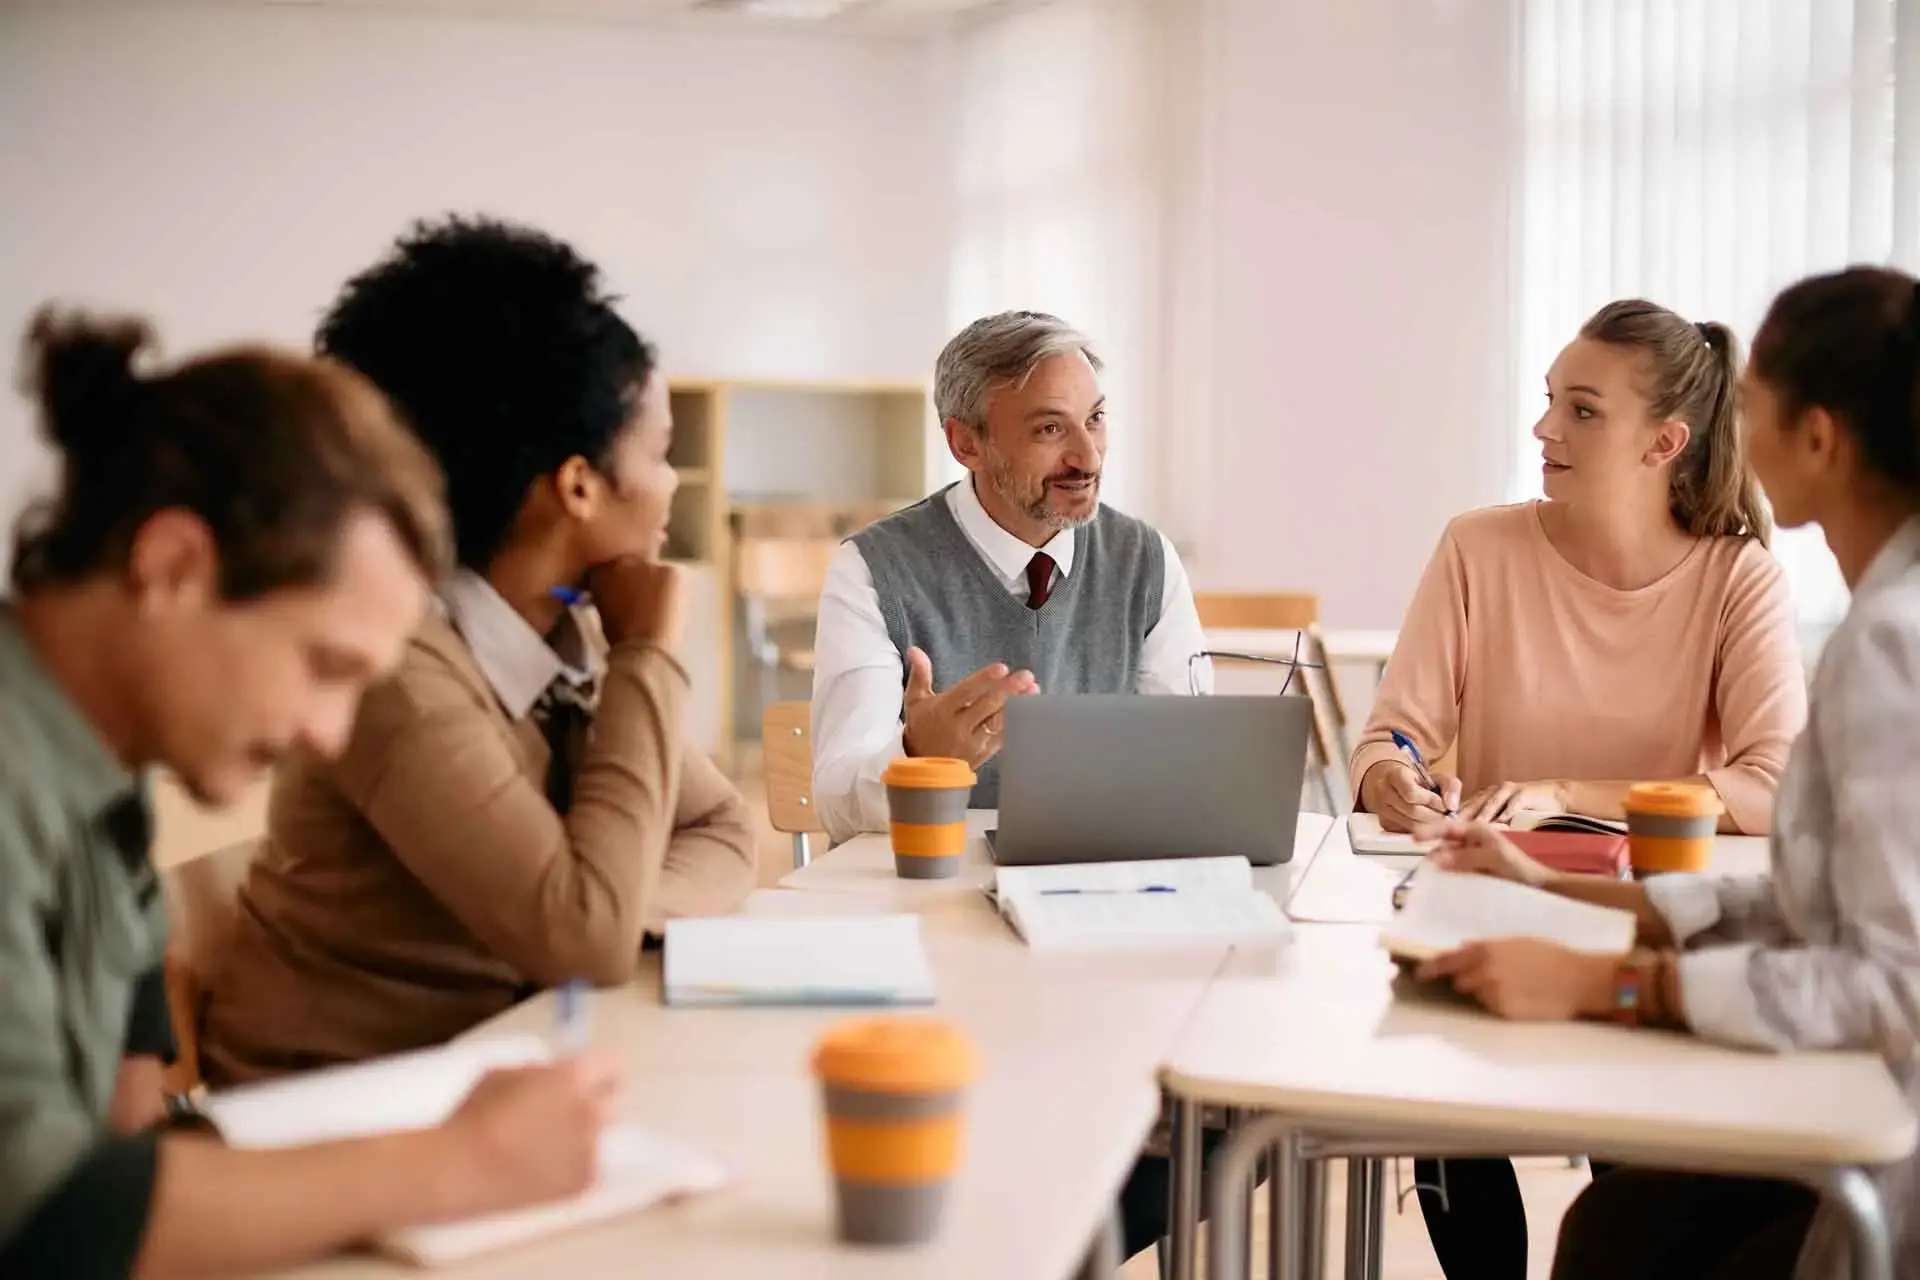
[{"left": 317, "top": 216, "right": 656, "bottom": 571}]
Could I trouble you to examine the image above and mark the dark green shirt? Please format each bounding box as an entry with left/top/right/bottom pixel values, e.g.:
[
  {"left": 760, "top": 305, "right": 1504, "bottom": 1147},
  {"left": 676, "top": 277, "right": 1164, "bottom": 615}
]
[{"left": 0, "top": 604, "right": 172, "bottom": 1277}]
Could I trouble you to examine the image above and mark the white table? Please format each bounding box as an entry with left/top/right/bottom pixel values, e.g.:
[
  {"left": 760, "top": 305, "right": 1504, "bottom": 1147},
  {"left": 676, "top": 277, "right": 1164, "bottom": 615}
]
[
  {"left": 1158, "top": 829, "right": 1916, "bottom": 1280},
  {"left": 274, "top": 1054, "right": 1157, "bottom": 1280},
  {"left": 273, "top": 822, "right": 1284, "bottom": 1280}
]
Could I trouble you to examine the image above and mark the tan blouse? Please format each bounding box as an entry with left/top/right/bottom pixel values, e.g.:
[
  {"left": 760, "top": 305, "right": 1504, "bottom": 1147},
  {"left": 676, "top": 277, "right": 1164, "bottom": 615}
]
[
  {"left": 1349, "top": 502, "right": 1807, "bottom": 834},
  {"left": 199, "top": 579, "right": 755, "bottom": 1084}
]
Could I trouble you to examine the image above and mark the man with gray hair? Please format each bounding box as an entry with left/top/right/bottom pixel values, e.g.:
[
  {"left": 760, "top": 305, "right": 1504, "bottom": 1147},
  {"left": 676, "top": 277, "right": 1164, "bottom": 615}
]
[
  {"left": 811, "top": 309, "right": 1207, "bottom": 841},
  {"left": 810, "top": 310, "right": 1213, "bottom": 1259}
]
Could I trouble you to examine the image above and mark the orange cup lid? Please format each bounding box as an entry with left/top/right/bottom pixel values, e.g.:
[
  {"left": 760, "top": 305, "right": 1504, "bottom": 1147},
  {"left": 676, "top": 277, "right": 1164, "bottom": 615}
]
[
  {"left": 882, "top": 757, "right": 976, "bottom": 790},
  {"left": 812, "top": 1017, "right": 980, "bottom": 1093},
  {"left": 1624, "top": 781, "right": 1723, "bottom": 819}
]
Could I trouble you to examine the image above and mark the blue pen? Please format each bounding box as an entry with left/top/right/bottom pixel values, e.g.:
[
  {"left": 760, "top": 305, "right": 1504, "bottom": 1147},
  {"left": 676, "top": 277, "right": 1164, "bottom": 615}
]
[
  {"left": 550, "top": 585, "right": 586, "bottom": 607},
  {"left": 1390, "top": 730, "right": 1454, "bottom": 815},
  {"left": 557, "top": 979, "right": 591, "bottom": 1051},
  {"left": 1039, "top": 885, "right": 1178, "bottom": 896}
]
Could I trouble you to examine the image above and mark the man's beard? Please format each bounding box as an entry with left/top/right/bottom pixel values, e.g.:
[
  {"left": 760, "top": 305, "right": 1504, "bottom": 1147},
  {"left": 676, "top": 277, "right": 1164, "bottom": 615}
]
[{"left": 984, "top": 446, "right": 1100, "bottom": 532}]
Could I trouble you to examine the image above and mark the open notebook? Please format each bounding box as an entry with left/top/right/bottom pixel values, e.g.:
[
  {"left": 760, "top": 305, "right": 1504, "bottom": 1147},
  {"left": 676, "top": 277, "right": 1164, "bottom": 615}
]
[
  {"left": 662, "top": 913, "right": 936, "bottom": 1006},
  {"left": 989, "top": 856, "right": 1290, "bottom": 951},
  {"left": 1349, "top": 811, "right": 1626, "bottom": 853},
  {"left": 200, "top": 1035, "right": 728, "bottom": 1266},
  {"left": 1348, "top": 813, "right": 1629, "bottom": 877},
  {"left": 1381, "top": 869, "right": 1637, "bottom": 964}
]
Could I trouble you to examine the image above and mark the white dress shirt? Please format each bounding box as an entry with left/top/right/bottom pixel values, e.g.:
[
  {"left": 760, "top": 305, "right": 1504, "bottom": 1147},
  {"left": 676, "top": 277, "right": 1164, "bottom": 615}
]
[
  {"left": 810, "top": 477, "right": 1209, "bottom": 842},
  {"left": 1643, "top": 515, "right": 1920, "bottom": 1279},
  {"left": 439, "top": 569, "right": 594, "bottom": 718}
]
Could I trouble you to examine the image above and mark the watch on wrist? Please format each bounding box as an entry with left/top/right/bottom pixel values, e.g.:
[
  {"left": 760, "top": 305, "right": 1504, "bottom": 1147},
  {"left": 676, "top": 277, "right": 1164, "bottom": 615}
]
[{"left": 1611, "top": 962, "right": 1645, "bottom": 1026}]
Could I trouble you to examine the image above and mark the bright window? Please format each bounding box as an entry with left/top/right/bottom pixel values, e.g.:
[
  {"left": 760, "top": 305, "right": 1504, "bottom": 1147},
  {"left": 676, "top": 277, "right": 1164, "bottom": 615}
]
[{"left": 1514, "top": 0, "right": 1920, "bottom": 625}]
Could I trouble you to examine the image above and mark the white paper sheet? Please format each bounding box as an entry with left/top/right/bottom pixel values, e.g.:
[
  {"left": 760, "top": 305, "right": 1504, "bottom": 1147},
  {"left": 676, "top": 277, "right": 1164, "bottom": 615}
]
[
  {"left": 1382, "top": 869, "right": 1637, "bottom": 961},
  {"left": 201, "top": 1036, "right": 728, "bottom": 1267}
]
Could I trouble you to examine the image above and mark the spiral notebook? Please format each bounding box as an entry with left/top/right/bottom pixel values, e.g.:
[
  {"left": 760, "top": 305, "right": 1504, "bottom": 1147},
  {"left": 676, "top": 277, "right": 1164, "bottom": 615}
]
[{"left": 199, "top": 1035, "right": 728, "bottom": 1266}]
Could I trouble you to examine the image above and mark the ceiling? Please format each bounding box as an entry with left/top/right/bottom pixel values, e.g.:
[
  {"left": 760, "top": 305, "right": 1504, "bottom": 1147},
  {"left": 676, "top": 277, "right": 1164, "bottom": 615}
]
[{"left": 233, "top": 0, "right": 1028, "bottom": 35}]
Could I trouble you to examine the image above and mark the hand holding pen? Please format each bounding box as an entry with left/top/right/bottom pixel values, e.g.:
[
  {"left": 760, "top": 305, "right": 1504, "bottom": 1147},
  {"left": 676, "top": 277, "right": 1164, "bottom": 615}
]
[{"left": 1359, "top": 731, "right": 1461, "bottom": 833}]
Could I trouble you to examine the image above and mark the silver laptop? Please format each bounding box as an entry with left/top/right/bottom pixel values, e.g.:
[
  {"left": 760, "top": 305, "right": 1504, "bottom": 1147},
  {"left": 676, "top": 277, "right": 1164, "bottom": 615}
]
[{"left": 986, "top": 694, "right": 1313, "bottom": 867}]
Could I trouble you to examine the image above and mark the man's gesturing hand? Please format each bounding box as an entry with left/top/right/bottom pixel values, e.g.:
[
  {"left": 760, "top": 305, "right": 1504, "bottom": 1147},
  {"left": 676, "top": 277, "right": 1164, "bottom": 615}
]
[{"left": 901, "top": 646, "right": 1039, "bottom": 767}]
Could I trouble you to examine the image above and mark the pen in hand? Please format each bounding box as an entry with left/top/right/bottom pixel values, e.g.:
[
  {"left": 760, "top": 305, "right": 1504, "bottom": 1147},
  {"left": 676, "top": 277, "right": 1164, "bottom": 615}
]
[
  {"left": 1390, "top": 731, "right": 1455, "bottom": 816},
  {"left": 557, "top": 979, "right": 592, "bottom": 1053}
]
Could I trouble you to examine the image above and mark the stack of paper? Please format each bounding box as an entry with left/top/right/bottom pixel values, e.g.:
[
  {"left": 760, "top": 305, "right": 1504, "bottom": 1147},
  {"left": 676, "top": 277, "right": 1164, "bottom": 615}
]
[
  {"left": 662, "top": 913, "right": 937, "bottom": 1006},
  {"left": 200, "top": 1035, "right": 728, "bottom": 1266},
  {"left": 1381, "top": 869, "right": 1637, "bottom": 963},
  {"left": 990, "top": 856, "right": 1290, "bottom": 951}
]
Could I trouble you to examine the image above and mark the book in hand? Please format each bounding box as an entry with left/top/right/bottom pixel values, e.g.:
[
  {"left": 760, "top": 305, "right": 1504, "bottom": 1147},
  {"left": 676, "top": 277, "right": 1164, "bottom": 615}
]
[
  {"left": 1381, "top": 868, "right": 1637, "bottom": 965},
  {"left": 989, "top": 856, "right": 1291, "bottom": 951},
  {"left": 662, "top": 913, "right": 936, "bottom": 1006},
  {"left": 199, "top": 1035, "right": 728, "bottom": 1266}
]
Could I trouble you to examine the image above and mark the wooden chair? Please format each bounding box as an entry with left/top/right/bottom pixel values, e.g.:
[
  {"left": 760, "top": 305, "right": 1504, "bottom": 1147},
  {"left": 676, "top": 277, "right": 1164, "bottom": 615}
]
[
  {"left": 762, "top": 700, "right": 827, "bottom": 869},
  {"left": 1193, "top": 591, "right": 1350, "bottom": 814},
  {"left": 157, "top": 837, "right": 260, "bottom": 1093},
  {"left": 733, "top": 535, "right": 843, "bottom": 726}
]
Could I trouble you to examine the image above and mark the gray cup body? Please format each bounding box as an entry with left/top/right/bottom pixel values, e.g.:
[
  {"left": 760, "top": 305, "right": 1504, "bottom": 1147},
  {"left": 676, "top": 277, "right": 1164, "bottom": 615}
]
[
  {"left": 885, "top": 783, "right": 971, "bottom": 880},
  {"left": 1625, "top": 810, "right": 1719, "bottom": 839},
  {"left": 822, "top": 1084, "right": 964, "bottom": 1246}
]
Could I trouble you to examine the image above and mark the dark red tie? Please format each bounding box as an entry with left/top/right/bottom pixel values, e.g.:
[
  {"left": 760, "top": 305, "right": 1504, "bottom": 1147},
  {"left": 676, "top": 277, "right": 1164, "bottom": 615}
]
[{"left": 1025, "top": 552, "right": 1056, "bottom": 610}]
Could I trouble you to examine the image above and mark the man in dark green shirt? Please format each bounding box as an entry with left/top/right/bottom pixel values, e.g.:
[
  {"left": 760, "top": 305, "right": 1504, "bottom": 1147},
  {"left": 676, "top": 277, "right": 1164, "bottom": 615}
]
[{"left": 1, "top": 309, "right": 625, "bottom": 1278}]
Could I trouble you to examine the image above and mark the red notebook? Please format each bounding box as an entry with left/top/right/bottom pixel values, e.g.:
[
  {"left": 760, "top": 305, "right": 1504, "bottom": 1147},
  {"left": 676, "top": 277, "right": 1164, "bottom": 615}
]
[{"left": 1506, "top": 829, "right": 1630, "bottom": 879}]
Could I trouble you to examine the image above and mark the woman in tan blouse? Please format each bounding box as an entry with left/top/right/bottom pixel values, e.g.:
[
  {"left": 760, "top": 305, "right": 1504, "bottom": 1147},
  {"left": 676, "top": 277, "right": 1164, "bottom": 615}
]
[
  {"left": 199, "top": 218, "right": 756, "bottom": 1085},
  {"left": 1350, "top": 300, "right": 1809, "bottom": 1279},
  {"left": 1352, "top": 301, "right": 1806, "bottom": 836}
]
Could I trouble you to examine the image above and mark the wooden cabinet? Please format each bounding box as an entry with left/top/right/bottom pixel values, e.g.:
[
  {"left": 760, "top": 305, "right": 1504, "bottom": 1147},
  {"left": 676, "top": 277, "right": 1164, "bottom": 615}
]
[{"left": 665, "top": 378, "right": 940, "bottom": 765}]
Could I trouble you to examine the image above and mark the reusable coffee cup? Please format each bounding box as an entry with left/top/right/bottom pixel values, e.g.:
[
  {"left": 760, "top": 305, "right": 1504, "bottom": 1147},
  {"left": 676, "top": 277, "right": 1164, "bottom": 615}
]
[
  {"left": 881, "top": 757, "right": 975, "bottom": 880},
  {"left": 812, "top": 1017, "right": 980, "bottom": 1246},
  {"left": 1623, "top": 781, "right": 1723, "bottom": 875}
]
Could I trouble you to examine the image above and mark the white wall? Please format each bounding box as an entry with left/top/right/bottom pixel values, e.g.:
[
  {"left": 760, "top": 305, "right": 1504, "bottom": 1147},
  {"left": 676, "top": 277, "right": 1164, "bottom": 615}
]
[
  {"left": 932, "top": 0, "right": 1171, "bottom": 515},
  {"left": 1, "top": 0, "right": 1522, "bottom": 636},
  {"left": 0, "top": 0, "right": 951, "bottom": 551},
  {"left": 933, "top": 0, "right": 1518, "bottom": 629},
  {"left": 1183, "top": 0, "right": 1518, "bottom": 626}
]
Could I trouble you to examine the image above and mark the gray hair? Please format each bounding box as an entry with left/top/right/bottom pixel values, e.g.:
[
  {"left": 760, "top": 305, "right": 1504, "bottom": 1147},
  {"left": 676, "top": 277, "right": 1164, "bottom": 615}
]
[{"left": 933, "top": 310, "right": 1102, "bottom": 429}]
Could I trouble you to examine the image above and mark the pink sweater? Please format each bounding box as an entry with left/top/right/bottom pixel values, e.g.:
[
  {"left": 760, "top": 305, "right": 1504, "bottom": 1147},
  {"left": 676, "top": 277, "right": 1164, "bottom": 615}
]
[{"left": 1349, "top": 503, "right": 1807, "bottom": 835}]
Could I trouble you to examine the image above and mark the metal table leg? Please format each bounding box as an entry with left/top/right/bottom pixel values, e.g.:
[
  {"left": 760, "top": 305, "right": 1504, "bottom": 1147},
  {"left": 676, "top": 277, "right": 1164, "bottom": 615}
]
[
  {"left": 1364, "top": 1159, "right": 1385, "bottom": 1280},
  {"left": 1299, "top": 1160, "right": 1326, "bottom": 1280},
  {"left": 1343, "top": 1159, "right": 1371, "bottom": 1276},
  {"left": 1208, "top": 1113, "right": 1303, "bottom": 1280},
  {"left": 1828, "top": 1166, "right": 1894, "bottom": 1280},
  {"left": 1169, "top": 1099, "right": 1202, "bottom": 1280},
  {"left": 1232, "top": 1109, "right": 1258, "bottom": 1271}
]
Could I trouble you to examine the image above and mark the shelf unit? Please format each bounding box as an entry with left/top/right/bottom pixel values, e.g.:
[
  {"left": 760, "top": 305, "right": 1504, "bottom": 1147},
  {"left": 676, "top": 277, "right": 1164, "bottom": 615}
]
[{"left": 666, "top": 377, "right": 939, "bottom": 766}]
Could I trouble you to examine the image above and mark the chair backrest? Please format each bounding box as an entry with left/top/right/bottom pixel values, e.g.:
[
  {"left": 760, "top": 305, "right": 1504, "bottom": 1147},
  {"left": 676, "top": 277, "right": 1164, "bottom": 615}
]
[
  {"left": 159, "top": 837, "right": 260, "bottom": 1092},
  {"left": 733, "top": 536, "right": 842, "bottom": 604},
  {"left": 761, "top": 701, "right": 827, "bottom": 837},
  {"left": 1194, "top": 590, "right": 1319, "bottom": 631},
  {"left": 1193, "top": 591, "right": 1353, "bottom": 811}
]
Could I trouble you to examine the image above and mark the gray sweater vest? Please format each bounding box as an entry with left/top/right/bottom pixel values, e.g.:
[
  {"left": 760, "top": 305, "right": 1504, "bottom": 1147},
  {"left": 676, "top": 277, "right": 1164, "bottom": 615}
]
[{"left": 850, "top": 485, "right": 1166, "bottom": 807}]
